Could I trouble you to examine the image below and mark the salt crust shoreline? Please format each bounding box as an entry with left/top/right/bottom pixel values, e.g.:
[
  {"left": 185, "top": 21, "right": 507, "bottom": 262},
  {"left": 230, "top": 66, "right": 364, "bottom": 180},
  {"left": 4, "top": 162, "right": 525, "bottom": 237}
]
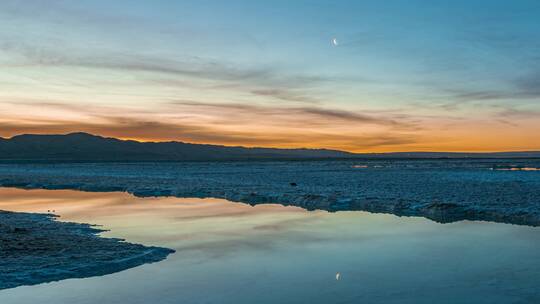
[
  {"left": 0, "top": 210, "right": 174, "bottom": 290},
  {"left": 1, "top": 159, "right": 539, "bottom": 226}
]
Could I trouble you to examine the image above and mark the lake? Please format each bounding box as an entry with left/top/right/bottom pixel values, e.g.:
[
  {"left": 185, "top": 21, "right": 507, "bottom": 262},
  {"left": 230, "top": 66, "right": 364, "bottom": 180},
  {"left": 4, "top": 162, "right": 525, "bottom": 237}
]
[{"left": 1, "top": 188, "right": 539, "bottom": 304}]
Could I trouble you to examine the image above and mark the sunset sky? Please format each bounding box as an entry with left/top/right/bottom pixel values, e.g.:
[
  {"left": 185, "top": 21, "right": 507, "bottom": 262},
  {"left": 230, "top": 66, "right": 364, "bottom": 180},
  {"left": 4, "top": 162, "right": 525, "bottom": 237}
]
[{"left": 1, "top": 0, "right": 539, "bottom": 152}]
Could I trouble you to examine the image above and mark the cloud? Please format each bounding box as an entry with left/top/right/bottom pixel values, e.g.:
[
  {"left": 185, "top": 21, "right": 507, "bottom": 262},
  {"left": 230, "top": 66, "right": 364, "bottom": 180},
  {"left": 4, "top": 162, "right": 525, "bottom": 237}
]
[
  {"left": 250, "top": 89, "right": 321, "bottom": 103},
  {"left": 0, "top": 38, "right": 336, "bottom": 104},
  {"left": 0, "top": 101, "right": 420, "bottom": 151},
  {"left": 424, "top": 23, "right": 540, "bottom": 110},
  {"left": 430, "top": 75, "right": 540, "bottom": 112},
  {"left": 514, "top": 70, "right": 540, "bottom": 97},
  {"left": 169, "top": 101, "right": 411, "bottom": 128},
  {"left": 0, "top": 118, "right": 416, "bottom": 150},
  {"left": 296, "top": 106, "right": 399, "bottom": 125},
  {"left": 494, "top": 106, "right": 540, "bottom": 120}
]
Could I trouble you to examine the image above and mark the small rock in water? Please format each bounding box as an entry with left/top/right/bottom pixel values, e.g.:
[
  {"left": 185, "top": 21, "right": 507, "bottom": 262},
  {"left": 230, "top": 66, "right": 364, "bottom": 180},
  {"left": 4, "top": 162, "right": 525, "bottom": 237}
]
[
  {"left": 13, "top": 227, "right": 28, "bottom": 233},
  {"left": 290, "top": 182, "right": 297, "bottom": 187}
]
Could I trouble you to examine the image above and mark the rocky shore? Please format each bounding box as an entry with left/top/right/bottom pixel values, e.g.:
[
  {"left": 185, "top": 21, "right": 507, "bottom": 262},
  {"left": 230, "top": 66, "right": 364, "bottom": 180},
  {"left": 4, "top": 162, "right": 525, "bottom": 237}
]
[{"left": 0, "top": 210, "right": 174, "bottom": 290}]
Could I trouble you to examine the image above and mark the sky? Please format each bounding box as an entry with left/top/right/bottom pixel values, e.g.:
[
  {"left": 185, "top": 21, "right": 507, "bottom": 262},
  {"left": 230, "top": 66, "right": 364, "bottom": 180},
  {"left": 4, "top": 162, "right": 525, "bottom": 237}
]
[{"left": 1, "top": 0, "right": 539, "bottom": 152}]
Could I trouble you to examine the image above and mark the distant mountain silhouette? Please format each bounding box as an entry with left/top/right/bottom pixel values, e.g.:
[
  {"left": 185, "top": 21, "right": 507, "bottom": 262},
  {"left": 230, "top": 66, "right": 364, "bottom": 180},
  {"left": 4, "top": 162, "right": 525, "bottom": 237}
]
[
  {"left": 0, "top": 132, "right": 538, "bottom": 162},
  {"left": 0, "top": 132, "right": 354, "bottom": 161}
]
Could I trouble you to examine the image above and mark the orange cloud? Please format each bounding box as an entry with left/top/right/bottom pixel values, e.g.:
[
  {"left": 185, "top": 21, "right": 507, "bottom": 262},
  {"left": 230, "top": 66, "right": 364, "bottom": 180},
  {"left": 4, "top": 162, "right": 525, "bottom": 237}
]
[{"left": 1, "top": 101, "right": 539, "bottom": 152}]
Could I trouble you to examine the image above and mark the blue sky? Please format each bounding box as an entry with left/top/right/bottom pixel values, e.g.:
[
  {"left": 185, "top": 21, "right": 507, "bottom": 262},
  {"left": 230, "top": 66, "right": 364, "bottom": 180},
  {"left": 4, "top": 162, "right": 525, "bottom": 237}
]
[{"left": 1, "top": 0, "right": 539, "bottom": 151}]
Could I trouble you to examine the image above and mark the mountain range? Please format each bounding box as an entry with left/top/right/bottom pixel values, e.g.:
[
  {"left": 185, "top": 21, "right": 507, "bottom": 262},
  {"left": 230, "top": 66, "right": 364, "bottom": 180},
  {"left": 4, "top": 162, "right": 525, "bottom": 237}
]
[{"left": 0, "top": 132, "right": 538, "bottom": 161}]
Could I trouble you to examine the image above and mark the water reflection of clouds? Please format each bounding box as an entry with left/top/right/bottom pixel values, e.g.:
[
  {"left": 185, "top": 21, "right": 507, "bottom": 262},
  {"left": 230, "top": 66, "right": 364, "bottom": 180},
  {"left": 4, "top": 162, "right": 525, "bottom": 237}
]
[
  {"left": 0, "top": 188, "right": 305, "bottom": 218},
  {"left": 0, "top": 188, "right": 316, "bottom": 248},
  {"left": 2, "top": 188, "right": 540, "bottom": 303},
  {"left": 494, "top": 167, "right": 540, "bottom": 171},
  {"left": 0, "top": 187, "right": 403, "bottom": 260},
  {"left": 4, "top": 187, "right": 538, "bottom": 264}
]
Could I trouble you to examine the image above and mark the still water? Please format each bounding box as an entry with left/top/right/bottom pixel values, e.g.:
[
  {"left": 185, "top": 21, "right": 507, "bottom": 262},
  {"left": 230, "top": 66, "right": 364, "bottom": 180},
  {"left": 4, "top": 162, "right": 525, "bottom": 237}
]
[{"left": 1, "top": 188, "right": 540, "bottom": 304}]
